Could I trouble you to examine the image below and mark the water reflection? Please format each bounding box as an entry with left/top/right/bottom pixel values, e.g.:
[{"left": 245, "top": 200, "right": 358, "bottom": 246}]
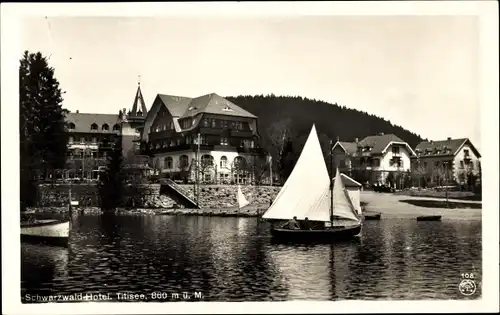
[{"left": 21, "top": 216, "right": 481, "bottom": 302}]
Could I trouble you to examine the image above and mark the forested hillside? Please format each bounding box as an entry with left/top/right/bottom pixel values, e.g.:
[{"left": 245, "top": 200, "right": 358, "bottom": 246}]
[{"left": 226, "top": 94, "right": 424, "bottom": 181}]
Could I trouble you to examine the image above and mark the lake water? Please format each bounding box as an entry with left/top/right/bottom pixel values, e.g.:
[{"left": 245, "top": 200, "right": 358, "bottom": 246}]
[{"left": 21, "top": 214, "right": 482, "bottom": 302}]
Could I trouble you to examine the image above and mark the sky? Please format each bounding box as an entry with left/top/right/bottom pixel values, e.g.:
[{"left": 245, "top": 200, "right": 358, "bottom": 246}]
[{"left": 20, "top": 15, "right": 480, "bottom": 147}]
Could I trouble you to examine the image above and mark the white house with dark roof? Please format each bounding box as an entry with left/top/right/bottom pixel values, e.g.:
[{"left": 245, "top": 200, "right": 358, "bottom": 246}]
[
  {"left": 332, "top": 133, "right": 416, "bottom": 186},
  {"left": 142, "top": 92, "right": 266, "bottom": 184},
  {"left": 411, "top": 137, "right": 481, "bottom": 185}
]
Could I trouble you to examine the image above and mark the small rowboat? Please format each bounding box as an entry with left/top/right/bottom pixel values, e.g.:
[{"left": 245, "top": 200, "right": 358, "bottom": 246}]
[
  {"left": 364, "top": 213, "right": 382, "bottom": 220},
  {"left": 416, "top": 215, "right": 442, "bottom": 222},
  {"left": 21, "top": 219, "right": 70, "bottom": 247}
]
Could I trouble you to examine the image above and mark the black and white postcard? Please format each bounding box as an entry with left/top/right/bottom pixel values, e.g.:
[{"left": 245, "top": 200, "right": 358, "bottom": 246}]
[{"left": 1, "top": 1, "right": 498, "bottom": 314}]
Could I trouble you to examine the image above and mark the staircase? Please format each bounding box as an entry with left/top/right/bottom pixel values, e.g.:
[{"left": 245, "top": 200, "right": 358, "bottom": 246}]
[{"left": 160, "top": 178, "right": 200, "bottom": 209}]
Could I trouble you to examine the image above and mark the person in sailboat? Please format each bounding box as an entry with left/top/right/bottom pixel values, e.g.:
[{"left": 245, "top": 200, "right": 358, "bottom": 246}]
[
  {"left": 283, "top": 216, "right": 301, "bottom": 230},
  {"left": 301, "top": 217, "right": 313, "bottom": 230}
]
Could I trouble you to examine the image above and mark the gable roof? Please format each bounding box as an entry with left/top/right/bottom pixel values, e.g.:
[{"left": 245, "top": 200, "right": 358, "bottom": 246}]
[
  {"left": 358, "top": 134, "right": 405, "bottom": 154},
  {"left": 414, "top": 138, "right": 480, "bottom": 158},
  {"left": 332, "top": 141, "right": 358, "bottom": 155},
  {"left": 157, "top": 94, "right": 193, "bottom": 117},
  {"left": 332, "top": 173, "right": 362, "bottom": 187},
  {"left": 180, "top": 93, "right": 257, "bottom": 119},
  {"left": 65, "top": 112, "right": 121, "bottom": 133}
]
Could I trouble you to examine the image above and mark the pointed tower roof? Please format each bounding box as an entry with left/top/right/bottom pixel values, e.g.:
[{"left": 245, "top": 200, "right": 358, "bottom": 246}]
[{"left": 130, "top": 79, "right": 148, "bottom": 117}]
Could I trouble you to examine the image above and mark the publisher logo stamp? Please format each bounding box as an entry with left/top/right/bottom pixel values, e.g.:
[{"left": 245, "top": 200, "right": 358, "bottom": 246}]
[{"left": 459, "top": 276, "right": 476, "bottom": 296}]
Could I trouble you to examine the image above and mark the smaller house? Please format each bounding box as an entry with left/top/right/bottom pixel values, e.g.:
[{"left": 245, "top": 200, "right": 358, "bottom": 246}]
[
  {"left": 333, "top": 173, "right": 363, "bottom": 216},
  {"left": 332, "top": 133, "right": 416, "bottom": 186},
  {"left": 411, "top": 137, "right": 481, "bottom": 186}
]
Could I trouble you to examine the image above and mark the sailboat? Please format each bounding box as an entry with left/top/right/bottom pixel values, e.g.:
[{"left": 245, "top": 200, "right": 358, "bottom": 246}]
[
  {"left": 261, "top": 125, "right": 362, "bottom": 241},
  {"left": 237, "top": 185, "right": 250, "bottom": 214}
]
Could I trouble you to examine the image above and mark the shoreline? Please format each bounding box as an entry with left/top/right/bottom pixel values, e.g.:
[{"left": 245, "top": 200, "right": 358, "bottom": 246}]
[{"left": 25, "top": 204, "right": 270, "bottom": 217}]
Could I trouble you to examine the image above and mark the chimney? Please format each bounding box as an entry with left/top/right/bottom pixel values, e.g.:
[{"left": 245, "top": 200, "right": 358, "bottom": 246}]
[
  {"left": 355, "top": 138, "right": 359, "bottom": 143},
  {"left": 447, "top": 137, "right": 451, "bottom": 141},
  {"left": 76, "top": 110, "right": 79, "bottom": 113}
]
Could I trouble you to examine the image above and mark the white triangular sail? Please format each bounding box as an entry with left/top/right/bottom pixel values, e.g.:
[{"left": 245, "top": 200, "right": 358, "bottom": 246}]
[
  {"left": 262, "top": 124, "right": 331, "bottom": 222},
  {"left": 237, "top": 185, "right": 250, "bottom": 209},
  {"left": 331, "top": 169, "right": 360, "bottom": 222}
]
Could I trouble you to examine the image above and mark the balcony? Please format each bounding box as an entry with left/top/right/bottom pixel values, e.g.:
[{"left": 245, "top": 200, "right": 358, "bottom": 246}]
[
  {"left": 230, "top": 130, "right": 254, "bottom": 138},
  {"left": 199, "top": 127, "right": 223, "bottom": 135},
  {"left": 236, "top": 147, "right": 266, "bottom": 155}
]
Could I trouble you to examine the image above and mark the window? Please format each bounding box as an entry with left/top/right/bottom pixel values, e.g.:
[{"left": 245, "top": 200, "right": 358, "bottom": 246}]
[
  {"left": 231, "top": 121, "right": 243, "bottom": 130},
  {"left": 92, "top": 137, "right": 97, "bottom": 144},
  {"left": 203, "top": 118, "right": 209, "bottom": 128},
  {"left": 68, "top": 123, "right": 75, "bottom": 130},
  {"left": 181, "top": 119, "right": 191, "bottom": 129},
  {"left": 186, "top": 135, "right": 192, "bottom": 145},
  {"left": 373, "top": 159, "right": 380, "bottom": 167},
  {"left": 392, "top": 146, "right": 400, "bottom": 154},
  {"left": 180, "top": 155, "right": 189, "bottom": 168},
  {"left": 423, "top": 162, "right": 427, "bottom": 168},
  {"left": 91, "top": 123, "right": 98, "bottom": 130},
  {"left": 80, "top": 137, "right": 85, "bottom": 144},
  {"left": 234, "top": 156, "right": 246, "bottom": 168},
  {"left": 177, "top": 139, "right": 181, "bottom": 146},
  {"left": 220, "top": 156, "right": 228, "bottom": 168},
  {"left": 241, "top": 139, "right": 254, "bottom": 149},
  {"left": 168, "top": 121, "right": 174, "bottom": 130},
  {"left": 222, "top": 105, "right": 233, "bottom": 112},
  {"left": 112, "top": 124, "right": 120, "bottom": 131},
  {"left": 464, "top": 149, "right": 470, "bottom": 157},
  {"left": 102, "top": 124, "right": 109, "bottom": 131},
  {"left": 201, "top": 154, "right": 214, "bottom": 166},
  {"left": 211, "top": 119, "right": 216, "bottom": 128},
  {"left": 164, "top": 157, "right": 173, "bottom": 169},
  {"left": 221, "top": 120, "right": 228, "bottom": 129},
  {"left": 220, "top": 137, "right": 228, "bottom": 146},
  {"left": 460, "top": 161, "right": 464, "bottom": 169},
  {"left": 69, "top": 136, "right": 74, "bottom": 144},
  {"left": 162, "top": 141, "right": 167, "bottom": 148}
]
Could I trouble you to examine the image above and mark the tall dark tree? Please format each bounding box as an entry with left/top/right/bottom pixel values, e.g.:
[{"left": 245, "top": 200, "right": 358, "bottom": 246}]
[
  {"left": 98, "top": 139, "right": 126, "bottom": 212},
  {"left": 19, "top": 51, "right": 68, "bottom": 209},
  {"left": 279, "top": 139, "right": 296, "bottom": 182}
]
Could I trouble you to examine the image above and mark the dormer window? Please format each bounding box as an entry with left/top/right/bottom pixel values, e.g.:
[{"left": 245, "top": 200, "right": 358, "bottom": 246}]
[
  {"left": 113, "top": 124, "right": 120, "bottom": 131},
  {"left": 222, "top": 105, "right": 233, "bottom": 112},
  {"left": 102, "top": 124, "right": 109, "bottom": 131},
  {"left": 68, "top": 123, "right": 75, "bottom": 130},
  {"left": 188, "top": 106, "right": 197, "bottom": 111},
  {"left": 91, "top": 123, "right": 98, "bottom": 130}
]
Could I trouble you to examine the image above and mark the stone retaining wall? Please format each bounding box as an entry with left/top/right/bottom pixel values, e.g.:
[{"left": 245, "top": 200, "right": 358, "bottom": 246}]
[
  {"left": 35, "top": 183, "right": 281, "bottom": 210},
  {"left": 36, "top": 183, "right": 167, "bottom": 208},
  {"left": 178, "top": 184, "right": 281, "bottom": 208}
]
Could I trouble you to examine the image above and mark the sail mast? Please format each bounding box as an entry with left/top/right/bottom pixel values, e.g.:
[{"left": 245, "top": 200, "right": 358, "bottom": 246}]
[{"left": 329, "top": 139, "right": 334, "bottom": 226}]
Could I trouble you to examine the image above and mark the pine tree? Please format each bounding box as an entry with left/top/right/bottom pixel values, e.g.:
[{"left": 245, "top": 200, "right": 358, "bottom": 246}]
[
  {"left": 19, "top": 51, "right": 68, "bottom": 209},
  {"left": 98, "top": 138, "right": 126, "bottom": 212}
]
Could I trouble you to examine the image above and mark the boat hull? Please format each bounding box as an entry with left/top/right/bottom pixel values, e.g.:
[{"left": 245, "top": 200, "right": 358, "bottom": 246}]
[
  {"left": 270, "top": 224, "right": 362, "bottom": 243},
  {"left": 21, "top": 220, "right": 69, "bottom": 247},
  {"left": 416, "top": 215, "right": 442, "bottom": 221},
  {"left": 364, "top": 213, "right": 381, "bottom": 220}
]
